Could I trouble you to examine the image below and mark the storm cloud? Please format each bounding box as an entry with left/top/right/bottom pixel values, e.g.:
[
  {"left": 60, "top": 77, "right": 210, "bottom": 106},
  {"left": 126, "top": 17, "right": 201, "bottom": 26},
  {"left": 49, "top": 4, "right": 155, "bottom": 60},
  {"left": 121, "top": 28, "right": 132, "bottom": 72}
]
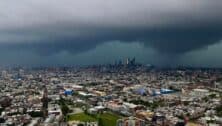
[{"left": 0, "top": 0, "right": 222, "bottom": 66}]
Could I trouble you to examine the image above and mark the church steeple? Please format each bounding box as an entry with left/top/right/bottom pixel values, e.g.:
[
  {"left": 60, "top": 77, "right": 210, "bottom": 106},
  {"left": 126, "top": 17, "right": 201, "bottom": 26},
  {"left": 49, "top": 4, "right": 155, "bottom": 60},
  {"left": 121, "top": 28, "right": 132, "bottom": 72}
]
[{"left": 42, "top": 86, "right": 48, "bottom": 118}]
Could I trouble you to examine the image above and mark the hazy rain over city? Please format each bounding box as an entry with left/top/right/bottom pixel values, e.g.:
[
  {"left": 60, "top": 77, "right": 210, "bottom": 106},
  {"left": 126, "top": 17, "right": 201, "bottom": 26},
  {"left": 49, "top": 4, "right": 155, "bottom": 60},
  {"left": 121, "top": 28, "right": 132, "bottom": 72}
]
[{"left": 1, "top": 1, "right": 222, "bottom": 126}]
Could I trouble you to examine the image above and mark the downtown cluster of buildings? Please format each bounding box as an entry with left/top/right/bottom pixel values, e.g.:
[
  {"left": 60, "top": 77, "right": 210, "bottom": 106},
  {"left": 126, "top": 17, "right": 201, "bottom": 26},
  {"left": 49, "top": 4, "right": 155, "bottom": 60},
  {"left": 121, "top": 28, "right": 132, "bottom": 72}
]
[{"left": 0, "top": 63, "right": 222, "bottom": 126}]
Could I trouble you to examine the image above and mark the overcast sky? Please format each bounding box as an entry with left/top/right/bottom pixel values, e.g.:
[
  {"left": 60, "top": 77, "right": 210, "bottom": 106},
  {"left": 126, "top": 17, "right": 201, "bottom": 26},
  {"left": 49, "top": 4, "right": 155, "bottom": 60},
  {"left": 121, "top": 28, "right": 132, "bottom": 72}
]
[{"left": 0, "top": 0, "right": 222, "bottom": 67}]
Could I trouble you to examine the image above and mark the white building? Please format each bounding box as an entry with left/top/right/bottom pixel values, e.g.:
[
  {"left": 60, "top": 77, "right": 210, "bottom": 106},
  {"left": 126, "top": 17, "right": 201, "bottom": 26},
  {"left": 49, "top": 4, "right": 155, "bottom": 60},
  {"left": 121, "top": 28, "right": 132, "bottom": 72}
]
[{"left": 191, "top": 89, "right": 209, "bottom": 97}]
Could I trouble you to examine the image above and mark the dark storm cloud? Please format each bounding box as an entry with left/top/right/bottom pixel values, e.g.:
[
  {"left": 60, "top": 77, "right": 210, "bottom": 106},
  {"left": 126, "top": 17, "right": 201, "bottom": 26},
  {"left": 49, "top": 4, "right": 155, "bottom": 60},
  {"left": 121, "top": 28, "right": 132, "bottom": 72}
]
[
  {"left": 0, "top": 0, "right": 222, "bottom": 55},
  {"left": 1, "top": 27, "right": 221, "bottom": 55}
]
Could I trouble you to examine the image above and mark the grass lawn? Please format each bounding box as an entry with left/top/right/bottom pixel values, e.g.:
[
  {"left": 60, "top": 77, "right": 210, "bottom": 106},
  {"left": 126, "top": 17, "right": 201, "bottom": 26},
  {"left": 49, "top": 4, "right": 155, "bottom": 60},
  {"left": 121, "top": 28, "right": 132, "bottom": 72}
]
[
  {"left": 67, "top": 113, "right": 97, "bottom": 122},
  {"left": 98, "top": 113, "right": 121, "bottom": 126},
  {"left": 67, "top": 112, "right": 121, "bottom": 126}
]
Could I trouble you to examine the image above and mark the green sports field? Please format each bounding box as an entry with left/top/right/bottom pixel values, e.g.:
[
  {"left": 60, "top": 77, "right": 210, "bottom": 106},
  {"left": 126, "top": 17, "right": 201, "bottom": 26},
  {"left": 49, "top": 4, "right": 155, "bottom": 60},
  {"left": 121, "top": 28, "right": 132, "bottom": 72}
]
[{"left": 67, "top": 112, "right": 121, "bottom": 126}]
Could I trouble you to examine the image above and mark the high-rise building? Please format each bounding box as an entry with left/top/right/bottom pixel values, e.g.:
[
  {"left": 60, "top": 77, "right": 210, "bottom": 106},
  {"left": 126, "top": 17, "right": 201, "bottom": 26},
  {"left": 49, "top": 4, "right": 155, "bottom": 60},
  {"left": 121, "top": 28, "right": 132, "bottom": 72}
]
[
  {"left": 1, "top": 70, "right": 8, "bottom": 79},
  {"left": 18, "top": 69, "right": 25, "bottom": 78},
  {"left": 126, "top": 58, "right": 130, "bottom": 65}
]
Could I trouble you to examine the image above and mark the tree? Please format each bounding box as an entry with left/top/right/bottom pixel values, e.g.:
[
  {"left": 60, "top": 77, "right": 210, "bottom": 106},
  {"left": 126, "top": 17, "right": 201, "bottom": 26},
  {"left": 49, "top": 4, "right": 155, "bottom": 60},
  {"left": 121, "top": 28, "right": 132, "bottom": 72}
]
[
  {"left": 61, "top": 105, "right": 69, "bottom": 116},
  {"left": 28, "top": 111, "right": 44, "bottom": 117},
  {"left": 215, "top": 105, "right": 222, "bottom": 117},
  {"left": 209, "top": 94, "right": 217, "bottom": 99}
]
